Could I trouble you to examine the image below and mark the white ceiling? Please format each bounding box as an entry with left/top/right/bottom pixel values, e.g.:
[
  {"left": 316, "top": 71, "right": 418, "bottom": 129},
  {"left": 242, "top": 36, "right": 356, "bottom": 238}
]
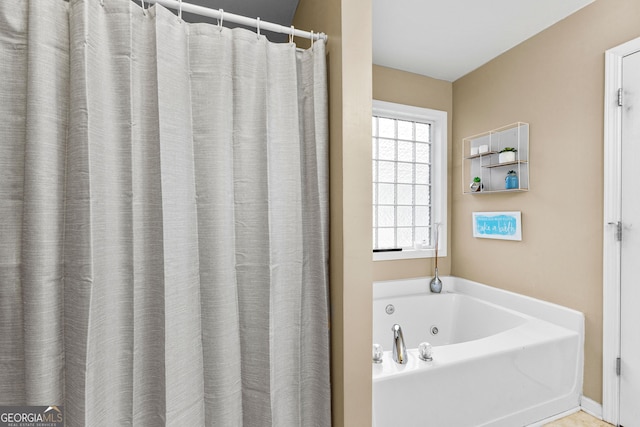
[
  {"left": 176, "top": 0, "right": 595, "bottom": 82},
  {"left": 372, "top": 0, "right": 595, "bottom": 82}
]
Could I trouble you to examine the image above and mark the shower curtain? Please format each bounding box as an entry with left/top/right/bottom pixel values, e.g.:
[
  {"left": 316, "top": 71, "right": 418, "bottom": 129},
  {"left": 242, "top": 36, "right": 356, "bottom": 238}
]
[{"left": 0, "top": 0, "right": 330, "bottom": 426}]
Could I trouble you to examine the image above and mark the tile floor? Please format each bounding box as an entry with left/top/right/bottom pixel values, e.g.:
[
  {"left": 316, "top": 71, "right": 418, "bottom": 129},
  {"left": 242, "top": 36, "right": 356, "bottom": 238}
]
[{"left": 544, "top": 411, "right": 614, "bottom": 427}]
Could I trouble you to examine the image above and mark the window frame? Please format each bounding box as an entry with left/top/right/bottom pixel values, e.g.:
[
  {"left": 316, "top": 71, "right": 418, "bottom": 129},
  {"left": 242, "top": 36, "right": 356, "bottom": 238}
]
[{"left": 372, "top": 100, "right": 447, "bottom": 261}]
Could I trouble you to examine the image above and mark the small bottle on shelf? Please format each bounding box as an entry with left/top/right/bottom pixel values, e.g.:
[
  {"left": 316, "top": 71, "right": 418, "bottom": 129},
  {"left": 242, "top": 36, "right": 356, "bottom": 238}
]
[{"left": 505, "top": 170, "right": 519, "bottom": 189}]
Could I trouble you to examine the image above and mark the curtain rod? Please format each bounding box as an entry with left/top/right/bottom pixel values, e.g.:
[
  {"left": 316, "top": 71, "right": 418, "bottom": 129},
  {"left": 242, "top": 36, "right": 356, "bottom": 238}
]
[{"left": 144, "top": 0, "right": 327, "bottom": 42}]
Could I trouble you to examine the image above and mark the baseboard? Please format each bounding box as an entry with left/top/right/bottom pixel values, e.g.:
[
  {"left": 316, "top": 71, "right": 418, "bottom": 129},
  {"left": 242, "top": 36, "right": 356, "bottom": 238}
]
[
  {"left": 581, "top": 396, "right": 603, "bottom": 420},
  {"left": 528, "top": 407, "right": 580, "bottom": 426}
]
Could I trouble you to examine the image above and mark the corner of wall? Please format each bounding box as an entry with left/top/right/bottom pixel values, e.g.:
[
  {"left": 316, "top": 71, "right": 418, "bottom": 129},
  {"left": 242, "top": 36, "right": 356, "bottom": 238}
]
[{"left": 294, "top": 1, "right": 373, "bottom": 426}]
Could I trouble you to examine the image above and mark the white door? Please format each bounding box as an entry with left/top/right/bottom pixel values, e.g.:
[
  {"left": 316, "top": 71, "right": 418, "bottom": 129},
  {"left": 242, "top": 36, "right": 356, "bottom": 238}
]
[{"left": 620, "top": 49, "right": 640, "bottom": 427}]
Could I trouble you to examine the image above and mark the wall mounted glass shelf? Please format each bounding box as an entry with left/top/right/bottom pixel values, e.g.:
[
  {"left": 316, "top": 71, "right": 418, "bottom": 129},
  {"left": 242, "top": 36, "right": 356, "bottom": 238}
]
[{"left": 462, "top": 122, "right": 529, "bottom": 194}]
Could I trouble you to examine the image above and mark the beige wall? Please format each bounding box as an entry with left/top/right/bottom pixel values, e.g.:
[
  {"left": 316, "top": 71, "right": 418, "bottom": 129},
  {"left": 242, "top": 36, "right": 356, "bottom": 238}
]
[
  {"left": 372, "top": 65, "right": 453, "bottom": 281},
  {"left": 293, "top": 1, "right": 373, "bottom": 426},
  {"left": 299, "top": 0, "right": 640, "bottom": 419},
  {"left": 452, "top": 0, "right": 640, "bottom": 403}
]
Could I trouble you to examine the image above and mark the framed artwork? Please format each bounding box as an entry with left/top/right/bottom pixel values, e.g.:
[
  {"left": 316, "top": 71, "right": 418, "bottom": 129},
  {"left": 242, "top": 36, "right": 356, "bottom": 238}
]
[{"left": 472, "top": 211, "right": 522, "bottom": 241}]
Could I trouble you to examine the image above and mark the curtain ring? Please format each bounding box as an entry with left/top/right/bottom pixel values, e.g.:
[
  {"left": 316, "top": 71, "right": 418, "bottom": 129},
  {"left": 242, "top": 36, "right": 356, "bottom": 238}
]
[
  {"left": 217, "top": 9, "right": 224, "bottom": 30},
  {"left": 100, "top": 0, "right": 104, "bottom": 7},
  {"left": 139, "top": 0, "right": 146, "bottom": 15},
  {"left": 256, "top": 17, "right": 261, "bottom": 39},
  {"left": 289, "top": 25, "right": 295, "bottom": 44},
  {"left": 178, "top": 0, "right": 183, "bottom": 20},
  {"left": 310, "top": 30, "right": 314, "bottom": 49}
]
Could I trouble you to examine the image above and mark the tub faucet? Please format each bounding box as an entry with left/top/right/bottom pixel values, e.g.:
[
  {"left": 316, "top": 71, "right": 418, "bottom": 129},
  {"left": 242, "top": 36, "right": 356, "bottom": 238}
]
[{"left": 392, "top": 324, "right": 408, "bottom": 364}]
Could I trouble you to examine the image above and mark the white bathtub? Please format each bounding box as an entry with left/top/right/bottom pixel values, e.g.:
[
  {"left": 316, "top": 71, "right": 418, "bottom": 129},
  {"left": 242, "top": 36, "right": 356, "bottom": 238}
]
[{"left": 372, "top": 276, "right": 584, "bottom": 427}]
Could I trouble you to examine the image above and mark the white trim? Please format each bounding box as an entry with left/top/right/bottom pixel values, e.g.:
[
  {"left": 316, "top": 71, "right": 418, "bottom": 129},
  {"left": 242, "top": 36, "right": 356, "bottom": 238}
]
[
  {"left": 602, "top": 35, "right": 640, "bottom": 426},
  {"left": 602, "top": 43, "right": 622, "bottom": 427},
  {"left": 526, "top": 408, "right": 580, "bottom": 426},
  {"left": 581, "top": 396, "right": 604, "bottom": 420},
  {"left": 373, "top": 248, "right": 435, "bottom": 261},
  {"left": 524, "top": 398, "right": 601, "bottom": 426},
  {"left": 372, "top": 100, "right": 448, "bottom": 261}
]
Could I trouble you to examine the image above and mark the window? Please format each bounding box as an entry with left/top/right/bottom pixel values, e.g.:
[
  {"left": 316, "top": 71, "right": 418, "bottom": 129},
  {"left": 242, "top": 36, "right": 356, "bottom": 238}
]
[{"left": 372, "top": 100, "right": 447, "bottom": 261}]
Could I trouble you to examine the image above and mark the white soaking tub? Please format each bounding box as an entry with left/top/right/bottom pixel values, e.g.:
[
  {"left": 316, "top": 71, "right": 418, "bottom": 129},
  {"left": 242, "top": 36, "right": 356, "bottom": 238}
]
[{"left": 372, "top": 276, "right": 584, "bottom": 427}]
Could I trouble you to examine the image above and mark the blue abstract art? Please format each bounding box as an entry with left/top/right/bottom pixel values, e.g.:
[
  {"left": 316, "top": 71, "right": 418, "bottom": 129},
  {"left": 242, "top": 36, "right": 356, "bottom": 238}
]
[{"left": 472, "top": 211, "right": 522, "bottom": 241}]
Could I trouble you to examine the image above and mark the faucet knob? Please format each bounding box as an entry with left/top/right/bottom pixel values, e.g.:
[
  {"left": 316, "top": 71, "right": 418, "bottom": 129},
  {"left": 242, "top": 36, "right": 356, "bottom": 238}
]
[
  {"left": 418, "top": 342, "right": 433, "bottom": 361},
  {"left": 372, "top": 344, "right": 383, "bottom": 364}
]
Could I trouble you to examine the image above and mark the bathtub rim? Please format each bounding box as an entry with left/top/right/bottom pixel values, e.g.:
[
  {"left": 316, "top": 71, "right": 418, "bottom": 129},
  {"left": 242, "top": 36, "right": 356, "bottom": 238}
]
[
  {"left": 373, "top": 275, "right": 584, "bottom": 335},
  {"left": 373, "top": 291, "right": 532, "bottom": 348}
]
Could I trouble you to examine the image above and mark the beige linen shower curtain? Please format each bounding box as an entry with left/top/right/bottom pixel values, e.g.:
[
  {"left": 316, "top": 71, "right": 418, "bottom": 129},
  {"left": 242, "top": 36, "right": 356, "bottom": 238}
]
[{"left": 0, "top": 0, "right": 330, "bottom": 425}]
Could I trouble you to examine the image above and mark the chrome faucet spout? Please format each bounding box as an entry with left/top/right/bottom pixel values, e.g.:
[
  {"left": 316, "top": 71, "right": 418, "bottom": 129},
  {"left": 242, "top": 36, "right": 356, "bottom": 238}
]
[{"left": 392, "top": 324, "right": 408, "bottom": 364}]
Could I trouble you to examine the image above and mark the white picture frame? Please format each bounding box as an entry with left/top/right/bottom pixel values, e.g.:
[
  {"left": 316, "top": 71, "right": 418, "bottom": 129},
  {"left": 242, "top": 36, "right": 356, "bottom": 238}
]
[{"left": 472, "top": 211, "right": 522, "bottom": 241}]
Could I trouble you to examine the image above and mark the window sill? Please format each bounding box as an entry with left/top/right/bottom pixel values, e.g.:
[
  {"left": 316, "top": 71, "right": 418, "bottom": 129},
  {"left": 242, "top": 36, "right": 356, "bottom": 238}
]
[{"left": 373, "top": 248, "right": 447, "bottom": 261}]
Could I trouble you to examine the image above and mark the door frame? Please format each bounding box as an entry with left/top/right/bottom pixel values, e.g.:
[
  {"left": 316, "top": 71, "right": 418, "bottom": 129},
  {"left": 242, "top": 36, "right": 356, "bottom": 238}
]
[{"left": 603, "top": 36, "right": 640, "bottom": 425}]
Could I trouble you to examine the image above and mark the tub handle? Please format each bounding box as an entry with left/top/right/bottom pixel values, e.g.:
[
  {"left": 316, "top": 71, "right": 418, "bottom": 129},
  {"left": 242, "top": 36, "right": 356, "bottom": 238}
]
[
  {"left": 372, "top": 344, "right": 383, "bottom": 364},
  {"left": 418, "top": 342, "right": 433, "bottom": 361}
]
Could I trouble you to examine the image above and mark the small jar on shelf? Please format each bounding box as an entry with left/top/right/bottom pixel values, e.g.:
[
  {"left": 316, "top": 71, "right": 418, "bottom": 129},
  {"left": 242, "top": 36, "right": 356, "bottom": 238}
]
[
  {"left": 505, "top": 170, "right": 519, "bottom": 189},
  {"left": 470, "top": 176, "right": 482, "bottom": 192}
]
